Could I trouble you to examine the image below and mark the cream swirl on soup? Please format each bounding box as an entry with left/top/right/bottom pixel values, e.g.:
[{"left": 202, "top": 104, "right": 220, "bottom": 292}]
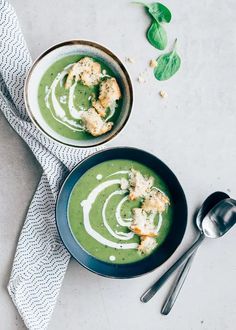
[
  {"left": 68, "top": 160, "right": 172, "bottom": 264},
  {"left": 38, "top": 55, "right": 122, "bottom": 140}
]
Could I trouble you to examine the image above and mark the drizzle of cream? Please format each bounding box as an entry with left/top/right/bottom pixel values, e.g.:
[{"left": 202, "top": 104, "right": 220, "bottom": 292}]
[
  {"left": 105, "top": 101, "right": 118, "bottom": 122},
  {"left": 45, "top": 86, "right": 51, "bottom": 109},
  {"left": 96, "top": 174, "right": 103, "bottom": 180},
  {"left": 107, "top": 170, "right": 129, "bottom": 178},
  {"left": 59, "top": 95, "right": 67, "bottom": 104},
  {"left": 59, "top": 63, "right": 74, "bottom": 87},
  {"left": 44, "top": 69, "right": 84, "bottom": 131},
  {"left": 100, "top": 70, "right": 110, "bottom": 79},
  {"left": 116, "top": 195, "right": 132, "bottom": 226},
  {"left": 102, "top": 190, "right": 134, "bottom": 240},
  {"left": 80, "top": 179, "right": 138, "bottom": 250},
  {"left": 68, "top": 82, "right": 83, "bottom": 119},
  {"left": 51, "top": 73, "right": 67, "bottom": 119},
  {"left": 156, "top": 213, "right": 163, "bottom": 233}
]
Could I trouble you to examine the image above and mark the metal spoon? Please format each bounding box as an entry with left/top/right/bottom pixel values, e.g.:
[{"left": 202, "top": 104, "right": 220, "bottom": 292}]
[
  {"left": 140, "top": 197, "right": 236, "bottom": 303},
  {"left": 161, "top": 191, "right": 229, "bottom": 315}
]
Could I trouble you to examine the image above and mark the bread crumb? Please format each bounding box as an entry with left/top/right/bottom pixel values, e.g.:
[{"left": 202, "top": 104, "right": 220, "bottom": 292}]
[
  {"left": 137, "top": 75, "right": 146, "bottom": 83},
  {"left": 126, "top": 57, "right": 135, "bottom": 64},
  {"left": 149, "top": 59, "right": 157, "bottom": 68},
  {"left": 159, "top": 90, "right": 168, "bottom": 98}
]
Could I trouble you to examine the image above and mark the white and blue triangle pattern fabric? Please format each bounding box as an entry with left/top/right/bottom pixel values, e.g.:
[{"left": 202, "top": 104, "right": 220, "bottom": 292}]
[{"left": 0, "top": 1, "right": 102, "bottom": 328}]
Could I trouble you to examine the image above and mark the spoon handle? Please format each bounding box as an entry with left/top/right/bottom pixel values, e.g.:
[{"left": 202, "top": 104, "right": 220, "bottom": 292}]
[
  {"left": 140, "top": 234, "right": 205, "bottom": 303},
  {"left": 161, "top": 251, "right": 196, "bottom": 315}
]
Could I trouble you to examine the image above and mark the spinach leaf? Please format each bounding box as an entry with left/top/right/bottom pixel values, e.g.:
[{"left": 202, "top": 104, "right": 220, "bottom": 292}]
[
  {"left": 133, "top": 2, "right": 172, "bottom": 24},
  {"left": 154, "top": 39, "right": 181, "bottom": 80},
  {"left": 147, "top": 20, "right": 167, "bottom": 50},
  {"left": 147, "top": 3, "right": 172, "bottom": 23}
]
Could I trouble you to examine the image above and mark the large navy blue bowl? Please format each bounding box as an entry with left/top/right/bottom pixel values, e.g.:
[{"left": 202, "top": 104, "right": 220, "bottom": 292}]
[{"left": 56, "top": 147, "right": 187, "bottom": 278}]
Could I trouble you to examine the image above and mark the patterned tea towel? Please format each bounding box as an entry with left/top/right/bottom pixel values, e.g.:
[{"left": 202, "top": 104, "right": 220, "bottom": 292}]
[{"left": 0, "top": 1, "right": 102, "bottom": 329}]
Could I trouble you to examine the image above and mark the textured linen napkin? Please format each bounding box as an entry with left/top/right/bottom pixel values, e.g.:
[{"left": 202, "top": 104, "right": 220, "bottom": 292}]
[{"left": 0, "top": 1, "right": 102, "bottom": 328}]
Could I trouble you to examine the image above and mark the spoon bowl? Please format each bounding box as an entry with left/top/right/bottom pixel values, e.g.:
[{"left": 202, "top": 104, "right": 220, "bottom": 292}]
[
  {"left": 202, "top": 198, "right": 236, "bottom": 238},
  {"left": 195, "top": 192, "right": 230, "bottom": 231}
]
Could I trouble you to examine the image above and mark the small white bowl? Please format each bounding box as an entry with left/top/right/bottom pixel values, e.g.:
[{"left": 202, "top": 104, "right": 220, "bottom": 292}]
[{"left": 24, "top": 40, "right": 133, "bottom": 148}]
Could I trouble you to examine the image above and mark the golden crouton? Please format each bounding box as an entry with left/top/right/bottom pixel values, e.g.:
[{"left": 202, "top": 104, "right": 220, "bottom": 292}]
[
  {"left": 80, "top": 108, "right": 113, "bottom": 137},
  {"left": 92, "top": 100, "right": 107, "bottom": 117},
  {"left": 159, "top": 90, "right": 168, "bottom": 98},
  {"left": 80, "top": 61, "right": 101, "bottom": 87},
  {"left": 65, "top": 57, "right": 101, "bottom": 89},
  {"left": 130, "top": 208, "right": 157, "bottom": 237},
  {"left": 138, "top": 236, "right": 157, "bottom": 254},
  {"left": 128, "top": 169, "right": 154, "bottom": 200},
  {"left": 98, "top": 78, "right": 121, "bottom": 109},
  {"left": 142, "top": 189, "right": 170, "bottom": 213},
  {"left": 149, "top": 59, "right": 157, "bottom": 68}
]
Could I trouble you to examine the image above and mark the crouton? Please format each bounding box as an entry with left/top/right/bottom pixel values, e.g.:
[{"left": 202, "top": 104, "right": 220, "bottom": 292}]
[
  {"left": 128, "top": 169, "right": 154, "bottom": 200},
  {"left": 149, "top": 59, "right": 157, "bottom": 68},
  {"left": 80, "top": 108, "right": 113, "bottom": 137},
  {"left": 120, "top": 178, "right": 129, "bottom": 190},
  {"left": 142, "top": 189, "right": 170, "bottom": 213},
  {"left": 92, "top": 100, "right": 107, "bottom": 117},
  {"left": 138, "top": 236, "right": 157, "bottom": 254},
  {"left": 159, "top": 90, "right": 168, "bottom": 98},
  {"left": 80, "top": 59, "right": 101, "bottom": 87},
  {"left": 130, "top": 208, "right": 157, "bottom": 237},
  {"left": 65, "top": 57, "right": 101, "bottom": 89},
  {"left": 98, "top": 78, "right": 121, "bottom": 109}
]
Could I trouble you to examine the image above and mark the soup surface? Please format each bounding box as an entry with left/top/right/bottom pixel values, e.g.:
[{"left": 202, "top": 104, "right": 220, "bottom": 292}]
[
  {"left": 38, "top": 55, "right": 122, "bottom": 140},
  {"left": 68, "top": 159, "right": 173, "bottom": 264}
]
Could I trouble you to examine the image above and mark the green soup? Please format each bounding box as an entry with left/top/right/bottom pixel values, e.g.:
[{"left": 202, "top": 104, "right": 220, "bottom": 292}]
[
  {"left": 68, "top": 159, "right": 173, "bottom": 264},
  {"left": 38, "top": 55, "right": 122, "bottom": 140}
]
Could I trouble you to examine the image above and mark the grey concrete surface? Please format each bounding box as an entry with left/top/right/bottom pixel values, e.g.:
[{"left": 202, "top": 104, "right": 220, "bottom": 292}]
[{"left": 1, "top": 0, "right": 236, "bottom": 329}]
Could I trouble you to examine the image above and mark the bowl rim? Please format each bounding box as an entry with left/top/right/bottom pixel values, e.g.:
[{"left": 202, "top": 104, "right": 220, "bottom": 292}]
[
  {"left": 24, "top": 39, "right": 133, "bottom": 148},
  {"left": 56, "top": 146, "right": 188, "bottom": 279}
]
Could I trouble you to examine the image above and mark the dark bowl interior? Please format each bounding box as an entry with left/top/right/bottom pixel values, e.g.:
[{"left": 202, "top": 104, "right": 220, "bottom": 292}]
[{"left": 56, "top": 147, "right": 188, "bottom": 278}]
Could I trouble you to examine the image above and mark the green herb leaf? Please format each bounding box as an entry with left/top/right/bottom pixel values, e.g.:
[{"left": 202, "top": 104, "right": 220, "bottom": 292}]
[
  {"left": 147, "top": 3, "right": 172, "bottom": 23},
  {"left": 132, "top": 2, "right": 172, "bottom": 24},
  {"left": 154, "top": 39, "right": 181, "bottom": 80},
  {"left": 147, "top": 20, "right": 167, "bottom": 50}
]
